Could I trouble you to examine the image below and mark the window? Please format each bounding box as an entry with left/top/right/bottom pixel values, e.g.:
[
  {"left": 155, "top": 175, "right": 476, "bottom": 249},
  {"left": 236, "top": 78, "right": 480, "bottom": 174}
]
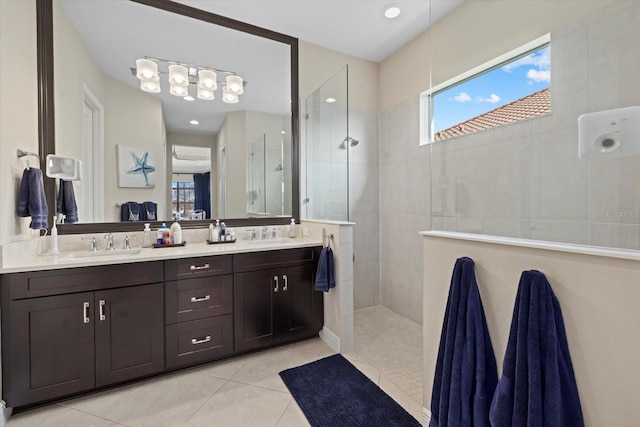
[
  {"left": 172, "top": 181, "right": 195, "bottom": 217},
  {"left": 421, "top": 34, "right": 550, "bottom": 144}
]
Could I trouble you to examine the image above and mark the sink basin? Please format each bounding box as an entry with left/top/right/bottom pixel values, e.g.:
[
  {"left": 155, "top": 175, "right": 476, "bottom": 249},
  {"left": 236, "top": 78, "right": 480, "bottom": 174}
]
[
  {"left": 249, "top": 239, "right": 283, "bottom": 244},
  {"left": 62, "top": 248, "right": 143, "bottom": 259}
]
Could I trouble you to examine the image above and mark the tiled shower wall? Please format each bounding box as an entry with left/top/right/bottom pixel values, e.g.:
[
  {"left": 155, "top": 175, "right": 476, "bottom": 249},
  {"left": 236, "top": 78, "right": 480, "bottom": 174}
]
[
  {"left": 379, "top": 98, "right": 430, "bottom": 325},
  {"left": 377, "top": 2, "right": 639, "bottom": 325},
  {"left": 431, "top": 2, "right": 640, "bottom": 250}
]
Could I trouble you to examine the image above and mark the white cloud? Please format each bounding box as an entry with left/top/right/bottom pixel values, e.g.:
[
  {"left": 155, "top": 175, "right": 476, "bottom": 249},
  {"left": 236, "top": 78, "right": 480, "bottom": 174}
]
[
  {"left": 477, "top": 94, "right": 500, "bottom": 103},
  {"left": 453, "top": 92, "right": 471, "bottom": 103},
  {"left": 502, "top": 47, "right": 551, "bottom": 72},
  {"left": 526, "top": 69, "right": 550, "bottom": 83}
]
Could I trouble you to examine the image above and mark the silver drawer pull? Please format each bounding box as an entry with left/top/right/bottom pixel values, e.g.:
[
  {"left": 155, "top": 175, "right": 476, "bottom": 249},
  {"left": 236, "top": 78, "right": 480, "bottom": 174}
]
[
  {"left": 99, "top": 299, "right": 106, "bottom": 321},
  {"left": 83, "top": 302, "right": 90, "bottom": 324},
  {"left": 191, "top": 336, "right": 211, "bottom": 345},
  {"left": 190, "top": 263, "right": 210, "bottom": 271},
  {"left": 283, "top": 274, "right": 288, "bottom": 291},
  {"left": 190, "top": 295, "right": 211, "bottom": 303},
  {"left": 274, "top": 275, "right": 279, "bottom": 292}
]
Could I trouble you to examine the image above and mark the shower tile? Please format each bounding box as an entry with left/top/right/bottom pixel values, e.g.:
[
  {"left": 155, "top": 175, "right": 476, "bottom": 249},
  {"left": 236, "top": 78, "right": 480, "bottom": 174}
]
[
  {"left": 589, "top": 223, "right": 640, "bottom": 250},
  {"left": 349, "top": 109, "right": 379, "bottom": 165},
  {"left": 456, "top": 143, "right": 492, "bottom": 219},
  {"left": 431, "top": 216, "right": 457, "bottom": 232},
  {"left": 430, "top": 140, "right": 458, "bottom": 217},
  {"left": 482, "top": 219, "right": 534, "bottom": 240},
  {"left": 379, "top": 162, "right": 409, "bottom": 215},
  {"left": 354, "top": 262, "right": 380, "bottom": 310},
  {"left": 380, "top": 214, "right": 411, "bottom": 269},
  {"left": 588, "top": 155, "right": 640, "bottom": 225},
  {"left": 407, "top": 157, "right": 431, "bottom": 217},
  {"left": 337, "top": 244, "right": 353, "bottom": 282},
  {"left": 532, "top": 127, "right": 589, "bottom": 221},
  {"left": 351, "top": 214, "right": 380, "bottom": 263},
  {"left": 530, "top": 220, "right": 590, "bottom": 245},
  {"left": 349, "top": 163, "right": 379, "bottom": 215},
  {"left": 380, "top": 262, "right": 410, "bottom": 317},
  {"left": 407, "top": 270, "right": 424, "bottom": 326}
]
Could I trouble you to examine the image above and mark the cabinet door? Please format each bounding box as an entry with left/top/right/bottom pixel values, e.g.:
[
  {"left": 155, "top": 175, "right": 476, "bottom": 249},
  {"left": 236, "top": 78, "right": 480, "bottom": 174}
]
[
  {"left": 6, "top": 293, "right": 95, "bottom": 407},
  {"left": 95, "top": 284, "right": 164, "bottom": 386},
  {"left": 277, "top": 264, "right": 317, "bottom": 341},
  {"left": 234, "top": 269, "right": 276, "bottom": 351}
]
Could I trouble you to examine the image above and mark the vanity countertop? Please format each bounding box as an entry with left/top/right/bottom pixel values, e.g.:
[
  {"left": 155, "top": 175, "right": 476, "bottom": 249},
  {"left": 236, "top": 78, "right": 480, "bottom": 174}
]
[{"left": 0, "top": 237, "right": 323, "bottom": 274}]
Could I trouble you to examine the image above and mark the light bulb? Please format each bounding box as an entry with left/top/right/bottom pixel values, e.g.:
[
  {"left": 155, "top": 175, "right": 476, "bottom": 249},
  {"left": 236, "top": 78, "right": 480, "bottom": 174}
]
[
  {"left": 226, "top": 75, "right": 243, "bottom": 95},
  {"left": 136, "top": 59, "right": 159, "bottom": 82},
  {"left": 197, "top": 86, "right": 215, "bottom": 100},
  {"left": 198, "top": 69, "right": 218, "bottom": 91},
  {"left": 170, "top": 84, "right": 187, "bottom": 96},
  {"left": 222, "top": 86, "right": 239, "bottom": 104},
  {"left": 140, "top": 80, "right": 160, "bottom": 93},
  {"left": 168, "top": 64, "right": 189, "bottom": 87}
]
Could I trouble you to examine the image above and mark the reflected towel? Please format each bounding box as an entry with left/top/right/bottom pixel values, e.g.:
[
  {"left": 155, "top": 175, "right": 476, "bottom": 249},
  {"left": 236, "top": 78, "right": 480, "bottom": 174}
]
[
  {"left": 142, "top": 201, "right": 157, "bottom": 221},
  {"left": 56, "top": 179, "right": 78, "bottom": 223},
  {"left": 430, "top": 257, "right": 498, "bottom": 427},
  {"left": 489, "top": 270, "right": 584, "bottom": 427},
  {"left": 17, "top": 168, "right": 49, "bottom": 229},
  {"left": 120, "top": 201, "right": 141, "bottom": 222},
  {"left": 314, "top": 246, "right": 335, "bottom": 292}
]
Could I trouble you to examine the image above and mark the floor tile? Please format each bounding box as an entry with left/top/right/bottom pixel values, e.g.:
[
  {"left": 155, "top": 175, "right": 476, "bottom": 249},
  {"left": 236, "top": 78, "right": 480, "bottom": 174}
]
[
  {"left": 275, "top": 400, "right": 310, "bottom": 427},
  {"left": 6, "top": 404, "right": 124, "bottom": 427},
  {"left": 182, "top": 381, "right": 291, "bottom": 427},
  {"left": 61, "top": 369, "right": 226, "bottom": 427}
]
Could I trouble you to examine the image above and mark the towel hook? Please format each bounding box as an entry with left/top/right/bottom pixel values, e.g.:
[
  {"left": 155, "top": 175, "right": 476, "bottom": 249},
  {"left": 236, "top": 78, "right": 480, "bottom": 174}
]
[
  {"left": 17, "top": 149, "right": 40, "bottom": 170},
  {"left": 322, "top": 228, "right": 335, "bottom": 248}
]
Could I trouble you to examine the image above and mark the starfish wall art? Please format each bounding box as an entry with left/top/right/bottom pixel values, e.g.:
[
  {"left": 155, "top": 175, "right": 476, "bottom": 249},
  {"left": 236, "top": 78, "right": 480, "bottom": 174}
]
[{"left": 117, "top": 144, "right": 156, "bottom": 188}]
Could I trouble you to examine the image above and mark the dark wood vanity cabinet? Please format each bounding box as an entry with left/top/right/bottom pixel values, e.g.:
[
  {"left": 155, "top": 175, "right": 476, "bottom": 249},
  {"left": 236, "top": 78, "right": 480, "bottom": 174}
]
[
  {"left": 233, "top": 247, "right": 323, "bottom": 352},
  {"left": 0, "top": 247, "right": 323, "bottom": 409},
  {"left": 0, "top": 263, "right": 164, "bottom": 408},
  {"left": 164, "top": 255, "right": 234, "bottom": 369}
]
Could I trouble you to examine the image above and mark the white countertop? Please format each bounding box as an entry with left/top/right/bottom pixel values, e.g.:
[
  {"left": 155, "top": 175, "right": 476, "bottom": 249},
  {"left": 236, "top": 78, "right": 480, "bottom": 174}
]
[{"left": 0, "top": 237, "right": 323, "bottom": 274}]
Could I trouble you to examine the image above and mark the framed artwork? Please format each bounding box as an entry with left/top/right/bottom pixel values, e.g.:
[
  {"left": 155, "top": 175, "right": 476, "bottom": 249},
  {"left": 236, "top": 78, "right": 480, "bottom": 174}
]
[{"left": 117, "top": 144, "right": 156, "bottom": 188}]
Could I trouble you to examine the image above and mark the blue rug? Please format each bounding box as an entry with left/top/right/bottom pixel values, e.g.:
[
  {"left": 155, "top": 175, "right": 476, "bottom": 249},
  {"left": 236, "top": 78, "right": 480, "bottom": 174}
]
[{"left": 279, "top": 354, "right": 421, "bottom": 427}]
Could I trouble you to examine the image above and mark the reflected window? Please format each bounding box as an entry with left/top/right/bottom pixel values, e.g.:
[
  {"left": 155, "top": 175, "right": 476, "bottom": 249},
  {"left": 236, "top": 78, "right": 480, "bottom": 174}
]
[
  {"left": 422, "top": 34, "right": 551, "bottom": 143},
  {"left": 172, "top": 181, "right": 195, "bottom": 217}
]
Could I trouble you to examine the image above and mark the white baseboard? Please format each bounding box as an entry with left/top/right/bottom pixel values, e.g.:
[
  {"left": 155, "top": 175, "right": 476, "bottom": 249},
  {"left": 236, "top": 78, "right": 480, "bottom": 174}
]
[
  {"left": 319, "top": 326, "right": 340, "bottom": 353},
  {"left": 422, "top": 407, "right": 431, "bottom": 425},
  {"left": 1, "top": 401, "right": 12, "bottom": 427}
]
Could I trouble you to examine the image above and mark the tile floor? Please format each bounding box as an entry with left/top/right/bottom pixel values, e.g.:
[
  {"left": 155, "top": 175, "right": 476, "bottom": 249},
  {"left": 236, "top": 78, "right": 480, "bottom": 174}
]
[{"left": 6, "top": 306, "right": 423, "bottom": 427}]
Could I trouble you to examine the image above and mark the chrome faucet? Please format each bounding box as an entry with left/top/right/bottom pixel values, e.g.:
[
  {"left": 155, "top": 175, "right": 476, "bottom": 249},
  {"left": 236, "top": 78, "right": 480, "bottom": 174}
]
[
  {"left": 122, "top": 235, "right": 131, "bottom": 250},
  {"left": 249, "top": 228, "right": 257, "bottom": 241},
  {"left": 261, "top": 226, "right": 268, "bottom": 240},
  {"left": 104, "top": 233, "right": 115, "bottom": 251},
  {"left": 271, "top": 227, "right": 278, "bottom": 240},
  {"left": 88, "top": 237, "right": 98, "bottom": 252}
]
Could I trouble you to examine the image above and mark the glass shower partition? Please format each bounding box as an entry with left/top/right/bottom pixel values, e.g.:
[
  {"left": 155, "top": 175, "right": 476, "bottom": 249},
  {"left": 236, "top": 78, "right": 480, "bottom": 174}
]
[{"left": 305, "top": 66, "right": 349, "bottom": 221}]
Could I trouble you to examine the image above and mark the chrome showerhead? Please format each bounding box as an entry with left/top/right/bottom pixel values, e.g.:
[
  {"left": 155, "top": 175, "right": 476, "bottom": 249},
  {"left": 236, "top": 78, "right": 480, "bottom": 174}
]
[{"left": 341, "top": 136, "right": 360, "bottom": 148}]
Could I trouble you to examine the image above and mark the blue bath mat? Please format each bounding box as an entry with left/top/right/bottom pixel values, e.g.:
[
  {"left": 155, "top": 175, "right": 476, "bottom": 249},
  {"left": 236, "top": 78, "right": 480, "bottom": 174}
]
[{"left": 279, "top": 354, "right": 420, "bottom": 427}]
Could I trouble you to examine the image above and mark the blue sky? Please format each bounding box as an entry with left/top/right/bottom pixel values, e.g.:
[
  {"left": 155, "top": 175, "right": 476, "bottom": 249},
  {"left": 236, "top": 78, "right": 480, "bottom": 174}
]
[{"left": 433, "top": 46, "right": 550, "bottom": 132}]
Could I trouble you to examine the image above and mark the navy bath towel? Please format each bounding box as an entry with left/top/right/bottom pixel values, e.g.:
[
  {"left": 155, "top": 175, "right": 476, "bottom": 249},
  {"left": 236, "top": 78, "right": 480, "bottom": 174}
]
[
  {"left": 430, "top": 257, "right": 498, "bottom": 427},
  {"left": 17, "top": 168, "right": 49, "bottom": 229},
  {"left": 56, "top": 179, "right": 78, "bottom": 223},
  {"left": 314, "top": 246, "right": 335, "bottom": 292},
  {"left": 490, "top": 270, "right": 584, "bottom": 427},
  {"left": 120, "top": 202, "right": 141, "bottom": 222},
  {"left": 142, "top": 201, "right": 157, "bottom": 221}
]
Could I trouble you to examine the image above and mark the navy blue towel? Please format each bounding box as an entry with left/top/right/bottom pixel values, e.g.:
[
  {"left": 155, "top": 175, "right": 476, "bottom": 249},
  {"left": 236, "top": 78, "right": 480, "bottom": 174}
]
[
  {"left": 120, "top": 201, "right": 141, "bottom": 222},
  {"left": 490, "top": 270, "right": 584, "bottom": 427},
  {"left": 56, "top": 179, "right": 78, "bottom": 223},
  {"left": 142, "top": 201, "right": 157, "bottom": 221},
  {"left": 314, "top": 246, "right": 335, "bottom": 292},
  {"left": 430, "top": 257, "right": 498, "bottom": 427},
  {"left": 17, "top": 168, "right": 49, "bottom": 229}
]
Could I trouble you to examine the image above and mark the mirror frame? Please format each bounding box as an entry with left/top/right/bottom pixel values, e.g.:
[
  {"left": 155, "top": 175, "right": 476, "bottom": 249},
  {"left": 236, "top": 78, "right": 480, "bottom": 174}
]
[{"left": 36, "top": 0, "right": 300, "bottom": 234}]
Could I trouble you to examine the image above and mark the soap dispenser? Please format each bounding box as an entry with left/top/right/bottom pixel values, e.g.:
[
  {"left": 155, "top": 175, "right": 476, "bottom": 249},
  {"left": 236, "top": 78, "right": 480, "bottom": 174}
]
[
  {"left": 170, "top": 220, "right": 182, "bottom": 244},
  {"left": 49, "top": 215, "right": 59, "bottom": 254},
  {"left": 289, "top": 218, "right": 297, "bottom": 238},
  {"left": 142, "top": 223, "right": 152, "bottom": 247}
]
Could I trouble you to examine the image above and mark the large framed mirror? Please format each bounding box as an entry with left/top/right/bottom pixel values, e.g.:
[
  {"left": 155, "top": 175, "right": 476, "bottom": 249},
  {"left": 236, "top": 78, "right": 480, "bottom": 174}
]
[{"left": 36, "top": 0, "right": 299, "bottom": 234}]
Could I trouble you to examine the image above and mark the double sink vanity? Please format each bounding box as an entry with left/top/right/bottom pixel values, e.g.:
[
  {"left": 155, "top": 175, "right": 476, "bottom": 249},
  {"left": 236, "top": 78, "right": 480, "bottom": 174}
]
[{"left": 0, "top": 230, "right": 324, "bottom": 409}]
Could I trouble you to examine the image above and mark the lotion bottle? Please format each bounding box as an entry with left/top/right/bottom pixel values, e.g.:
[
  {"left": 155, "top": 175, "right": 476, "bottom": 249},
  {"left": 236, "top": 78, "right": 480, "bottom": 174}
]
[
  {"left": 50, "top": 215, "right": 59, "bottom": 254},
  {"left": 170, "top": 221, "right": 182, "bottom": 244},
  {"left": 142, "top": 223, "right": 152, "bottom": 247},
  {"left": 289, "top": 218, "right": 297, "bottom": 238}
]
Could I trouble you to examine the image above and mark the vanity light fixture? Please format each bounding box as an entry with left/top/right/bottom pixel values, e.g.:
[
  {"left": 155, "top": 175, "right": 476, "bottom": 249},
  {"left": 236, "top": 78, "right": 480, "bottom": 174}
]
[
  {"left": 382, "top": 4, "right": 401, "bottom": 19},
  {"left": 134, "top": 56, "right": 244, "bottom": 103}
]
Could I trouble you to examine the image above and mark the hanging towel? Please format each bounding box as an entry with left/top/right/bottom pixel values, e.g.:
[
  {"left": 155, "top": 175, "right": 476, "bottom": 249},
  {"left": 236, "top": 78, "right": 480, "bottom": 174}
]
[
  {"left": 17, "top": 168, "right": 49, "bottom": 229},
  {"left": 314, "top": 246, "right": 335, "bottom": 292},
  {"left": 56, "top": 179, "right": 78, "bottom": 223},
  {"left": 489, "top": 270, "right": 584, "bottom": 427},
  {"left": 430, "top": 257, "right": 498, "bottom": 427},
  {"left": 142, "top": 201, "right": 157, "bottom": 221},
  {"left": 120, "top": 201, "right": 141, "bottom": 222}
]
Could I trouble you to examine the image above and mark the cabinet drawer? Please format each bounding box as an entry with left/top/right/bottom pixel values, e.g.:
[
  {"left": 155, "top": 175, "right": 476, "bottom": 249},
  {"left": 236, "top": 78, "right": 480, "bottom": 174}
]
[
  {"left": 165, "top": 275, "right": 233, "bottom": 324},
  {"left": 233, "top": 247, "right": 320, "bottom": 273},
  {"left": 2, "top": 262, "right": 163, "bottom": 300},
  {"left": 165, "top": 316, "right": 233, "bottom": 369},
  {"left": 164, "top": 255, "right": 232, "bottom": 281}
]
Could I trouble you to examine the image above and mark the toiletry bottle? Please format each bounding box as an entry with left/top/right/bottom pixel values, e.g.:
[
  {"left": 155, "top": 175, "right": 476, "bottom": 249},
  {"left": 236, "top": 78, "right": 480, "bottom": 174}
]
[
  {"left": 289, "top": 218, "right": 297, "bottom": 238},
  {"left": 163, "top": 224, "right": 171, "bottom": 245},
  {"left": 158, "top": 223, "right": 168, "bottom": 245},
  {"left": 142, "top": 223, "right": 152, "bottom": 247},
  {"left": 208, "top": 223, "right": 215, "bottom": 242},
  {"left": 50, "top": 215, "right": 59, "bottom": 254},
  {"left": 170, "top": 221, "right": 182, "bottom": 244},
  {"left": 214, "top": 219, "right": 221, "bottom": 241},
  {"left": 220, "top": 221, "right": 227, "bottom": 238}
]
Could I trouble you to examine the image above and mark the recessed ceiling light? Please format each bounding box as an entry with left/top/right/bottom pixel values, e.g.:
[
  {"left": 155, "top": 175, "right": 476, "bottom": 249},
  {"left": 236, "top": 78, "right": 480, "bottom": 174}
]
[
  {"left": 183, "top": 95, "right": 195, "bottom": 101},
  {"left": 190, "top": 120, "right": 199, "bottom": 125},
  {"left": 326, "top": 97, "right": 337, "bottom": 103},
  {"left": 383, "top": 4, "right": 401, "bottom": 19}
]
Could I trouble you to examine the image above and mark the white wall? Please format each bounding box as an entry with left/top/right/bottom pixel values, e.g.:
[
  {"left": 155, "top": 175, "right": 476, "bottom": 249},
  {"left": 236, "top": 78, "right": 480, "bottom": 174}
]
[
  {"left": 0, "top": 0, "right": 39, "bottom": 245},
  {"left": 423, "top": 235, "right": 640, "bottom": 426}
]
